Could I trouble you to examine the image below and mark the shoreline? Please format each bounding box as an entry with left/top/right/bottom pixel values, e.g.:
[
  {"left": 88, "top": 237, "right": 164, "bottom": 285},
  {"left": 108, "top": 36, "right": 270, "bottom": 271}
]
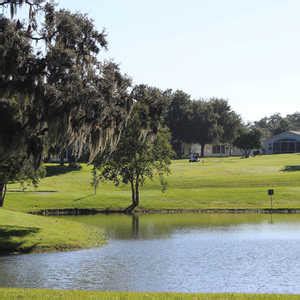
[
  {"left": 29, "top": 207, "right": 300, "bottom": 216},
  {"left": 0, "top": 209, "right": 106, "bottom": 256}
]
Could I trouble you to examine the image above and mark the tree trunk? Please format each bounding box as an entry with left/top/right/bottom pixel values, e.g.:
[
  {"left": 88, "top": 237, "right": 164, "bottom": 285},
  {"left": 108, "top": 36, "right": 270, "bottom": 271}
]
[
  {"left": 68, "top": 151, "right": 80, "bottom": 168},
  {"left": 200, "top": 143, "right": 206, "bottom": 157},
  {"left": 59, "top": 150, "right": 65, "bottom": 166},
  {"left": 94, "top": 183, "right": 97, "bottom": 195},
  {"left": 242, "top": 149, "right": 250, "bottom": 158},
  {"left": 135, "top": 179, "right": 139, "bottom": 207},
  {"left": 0, "top": 183, "right": 7, "bottom": 208},
  {"left": 124, "top": 178, "right": 139, "bottom": 214},
  {"left": 172, "top": 140, "right": 183, "bottom": 159},
  {"left": 130, "top": 180, "right": 135, "bottom": 204},
  {"left": 245, "top": 149, "right": 250, "bottom": 158}
]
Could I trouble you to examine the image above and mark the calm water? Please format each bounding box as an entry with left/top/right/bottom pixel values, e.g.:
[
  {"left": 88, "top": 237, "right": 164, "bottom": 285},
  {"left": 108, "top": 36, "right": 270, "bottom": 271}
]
[{"left": 1, "top": 214, "right": 300, "bottom": 293}]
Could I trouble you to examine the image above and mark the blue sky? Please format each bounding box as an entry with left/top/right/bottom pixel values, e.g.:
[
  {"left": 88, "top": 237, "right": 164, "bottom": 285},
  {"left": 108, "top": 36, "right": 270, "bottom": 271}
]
[{"left": 58, "top": 0, "right": 299, "bottom": 121}]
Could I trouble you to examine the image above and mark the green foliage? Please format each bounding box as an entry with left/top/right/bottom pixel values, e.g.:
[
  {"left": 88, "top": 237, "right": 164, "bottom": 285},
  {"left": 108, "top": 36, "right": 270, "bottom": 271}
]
[
  {"left": 234, "top": 128, "right": 262, "bottom": 157},
  {"left": 43, "top": 9, "right": 132, "bottom": 160},
  {"left": 186, "top": 100, "right": 220, "bottom": 156},
  {"left": 165, "top": 90, "right": 191, "bottom": 156},
  {"left": 165, "top": 93, "right": 242, "bottom": 157},
  {"left": 209, "top": 98, "right": 242, "bottom": 143},
  {"left": 0, "top": 17, "right": 46, "bottom": 204},
  {"left": 94, "top": 86, "right": 174, "bottom": 212},
  {"left": 286, "top": 112, "right": 300, "bottom": 131},
  {"left": 0, "top": 1, "right": 132, "bottom": 205},
  {"left": 254, "top": 113, "right": 294, "bottom": 138}
]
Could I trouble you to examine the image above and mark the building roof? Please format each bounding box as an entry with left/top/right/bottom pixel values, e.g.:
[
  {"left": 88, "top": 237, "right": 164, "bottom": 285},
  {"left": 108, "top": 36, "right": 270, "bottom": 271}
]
[
  {"left": 263, "top": 130, "right": 300, "bottom": 144},
  {"left": 289, "top": 130, "right": 300, "bottom": 135}
]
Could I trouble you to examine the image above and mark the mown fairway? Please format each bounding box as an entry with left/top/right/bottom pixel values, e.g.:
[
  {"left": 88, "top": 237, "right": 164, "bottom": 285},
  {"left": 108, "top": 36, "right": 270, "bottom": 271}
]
[
  {"left": 5, "top": 154, "right": 300, "bottom": 212},
  {"left": 1, "top": 289, "right": 300, "bottom": 300}
]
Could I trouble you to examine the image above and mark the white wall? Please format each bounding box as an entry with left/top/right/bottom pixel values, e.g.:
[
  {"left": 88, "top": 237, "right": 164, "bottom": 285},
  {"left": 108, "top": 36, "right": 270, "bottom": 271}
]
[{"left": 182, "top": 143, "right": 243, "bottom": 157}]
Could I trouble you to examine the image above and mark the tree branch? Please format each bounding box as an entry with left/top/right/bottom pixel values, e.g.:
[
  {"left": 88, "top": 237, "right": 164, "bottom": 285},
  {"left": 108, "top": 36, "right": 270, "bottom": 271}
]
[{"left": 0, "top": 1, "right": 39, "bottom": 7}]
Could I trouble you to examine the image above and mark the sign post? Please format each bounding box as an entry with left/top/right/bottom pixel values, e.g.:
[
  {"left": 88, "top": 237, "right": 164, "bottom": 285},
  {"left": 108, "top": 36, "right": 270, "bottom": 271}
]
[{"left": 268, "top": 189, "right": 274, "bottom": 210}]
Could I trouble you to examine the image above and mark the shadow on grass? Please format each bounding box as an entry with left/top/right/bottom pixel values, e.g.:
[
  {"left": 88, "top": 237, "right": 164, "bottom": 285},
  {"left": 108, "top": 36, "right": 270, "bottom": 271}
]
[
  {"left": 8, "top": 190, "right": 57, "bottom": 193},
  {"left": 45, "top": 165, "right": 82, "bottom": 177},
  {"left": 0, "top": 226, "right": 39, "bottom": 255},
  {"left": 74, "top": 194, "right": 94, "bottom": 202},
  {"left": 282, "top": 165, "right": 300, "bottom": 172}
]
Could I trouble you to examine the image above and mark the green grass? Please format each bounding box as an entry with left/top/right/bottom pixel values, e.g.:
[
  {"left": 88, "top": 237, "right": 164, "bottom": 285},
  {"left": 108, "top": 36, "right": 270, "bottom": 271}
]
[
  {"left": 0, "top": 209, "right": 105, "bottom": 254},
  {"left": 4, "top": 153, "right": 300, "bottom": 212},
  {"left": 0, "top": 289, "right": 299, "bottom": 300}
]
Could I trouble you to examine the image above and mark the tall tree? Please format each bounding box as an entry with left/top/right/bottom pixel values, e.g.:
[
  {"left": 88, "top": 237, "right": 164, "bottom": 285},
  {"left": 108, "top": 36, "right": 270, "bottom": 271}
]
[
  {"left": 185, "top": 101, "right": 220, "bottom": 157},
  {"left": 165, "top": 90, "right": 191, "bottom": 157},
  {"left": 0, "top": 2, "right": 132, "bottom": 206},
  {"left": 94, "top": 85, "right": 174, "bottom": 213},
  {"left": 209, "top": 98, "right": 242, "bottom": 154},
  {"left": 0, "top": 16, "right": 47, "bottom": 206},
  {"left": 286, "top": 113, "right": 300, "bottom": 131},
  {"left": 254, "top": 113, "right": 291, "bottom": 138},
  {"left": 165, "top": 95, "right": 241, "bottom": 157},
  {"left": 233, "top": 128, "right": 262, "bottom": 158}
]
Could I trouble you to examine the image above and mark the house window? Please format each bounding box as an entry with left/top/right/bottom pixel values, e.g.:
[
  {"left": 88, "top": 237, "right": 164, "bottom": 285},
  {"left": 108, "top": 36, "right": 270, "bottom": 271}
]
[{"left": 273, "top": 139, "right": 297, "bottom": 154}]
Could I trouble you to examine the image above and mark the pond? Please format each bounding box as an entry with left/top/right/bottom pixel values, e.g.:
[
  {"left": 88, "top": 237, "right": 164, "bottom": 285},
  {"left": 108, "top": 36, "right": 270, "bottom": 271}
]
[{"left": 1, "top": 213, "right": 300, "bottom": 293}]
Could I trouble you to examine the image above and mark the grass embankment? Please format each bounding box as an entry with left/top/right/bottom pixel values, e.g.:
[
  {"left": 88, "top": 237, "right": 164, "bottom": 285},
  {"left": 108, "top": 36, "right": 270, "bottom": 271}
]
[
  {"left": 0, "top": 289, "right": 299, "bottom": 300},
  {"left": 0, "top": 209, "right": 105, "bottom": 254},
  {"left": 5, "top": 154, "right": 300, "bottom": 212}
]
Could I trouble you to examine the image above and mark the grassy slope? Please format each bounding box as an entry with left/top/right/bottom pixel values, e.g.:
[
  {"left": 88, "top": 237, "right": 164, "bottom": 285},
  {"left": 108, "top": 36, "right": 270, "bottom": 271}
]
[
  {"left": 5, "top": 154, "right": 300, "bottom": 212},
  {"left": 0, "top": 209, "right": 105, "bottom": 254},
  {"left": 0, "top": 289, "right": 299, "bottom": 300}
]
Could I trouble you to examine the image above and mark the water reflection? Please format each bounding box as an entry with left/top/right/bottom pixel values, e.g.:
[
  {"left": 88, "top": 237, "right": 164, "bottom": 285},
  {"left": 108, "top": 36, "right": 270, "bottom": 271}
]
[
  {"left": 1, "top": 214, "right": 300, "bottom": 293},
  {"left": 270, "top": 213, "right": 273, "bottom": 224},
  {"left": 132, "top": 214, "right": 139, "bottom": 239},
  {"left": 67, "top": 213, "right": 300, "bottom": 240}
]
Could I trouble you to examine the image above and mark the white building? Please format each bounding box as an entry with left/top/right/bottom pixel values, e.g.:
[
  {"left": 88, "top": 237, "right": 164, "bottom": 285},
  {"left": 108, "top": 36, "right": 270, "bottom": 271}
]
[
  {"left": 182, "top": 143, "right": 243, "bottom": 157},
  {"left": 263, "top": 131, "right": 300, "bottom": 154}
]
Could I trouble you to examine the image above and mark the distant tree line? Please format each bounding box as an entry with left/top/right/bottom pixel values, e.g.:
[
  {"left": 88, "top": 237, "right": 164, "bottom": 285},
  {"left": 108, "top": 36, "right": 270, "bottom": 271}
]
[
  {"left": 253, "top": 113, "right": 300, "bottom": 139},
  {"left": 164, "top": 91, "right": 299, "bottom": 158},
  {"left": 164, "top": 91, "right": 242, "bottom": 157}
]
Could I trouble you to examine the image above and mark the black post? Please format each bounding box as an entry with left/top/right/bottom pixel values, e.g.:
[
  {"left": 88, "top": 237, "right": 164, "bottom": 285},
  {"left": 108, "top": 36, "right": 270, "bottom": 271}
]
[
  {"left": 268, "top": 189, "right": 274, "bottom": 213},
  {"left": 270, "top": 195, "right": 273, "bottom": 210}
]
